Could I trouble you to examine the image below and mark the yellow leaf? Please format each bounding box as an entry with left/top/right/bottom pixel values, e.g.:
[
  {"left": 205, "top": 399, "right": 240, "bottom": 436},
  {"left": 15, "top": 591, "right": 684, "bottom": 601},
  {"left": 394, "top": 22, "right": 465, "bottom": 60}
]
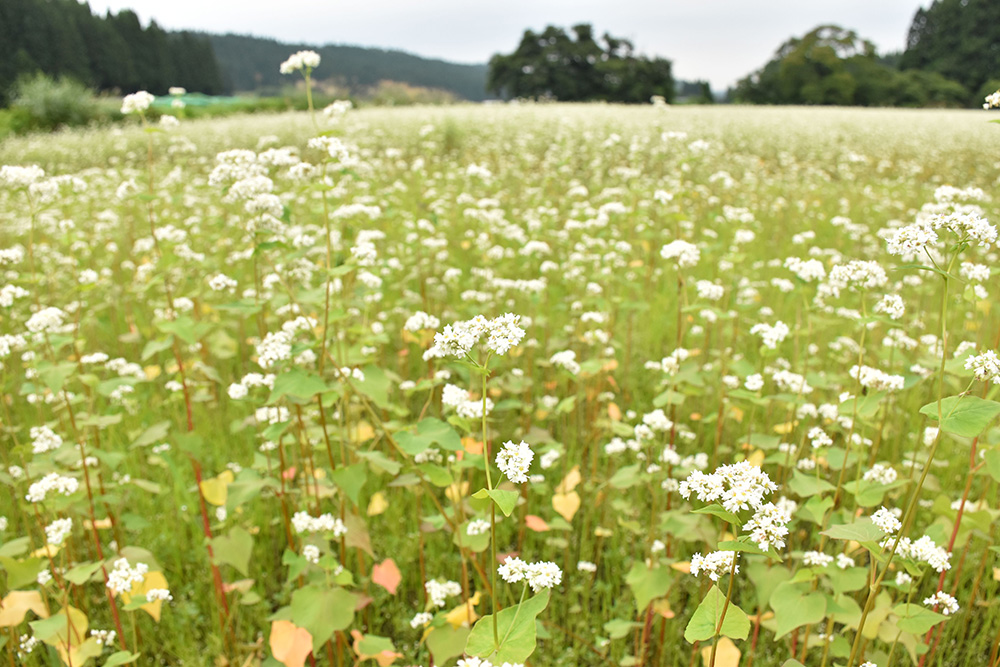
[
  {"left": 31, "top": 544, "right": 61, "bottom": 558},
  {"left": 199, "top": 470, "right": 235, "bottom": 506},
  {"left": 445, "top": 481, "right": 469, "bottom": 505},
  {"left": 121, "top": 571, "right": 169, "bottom": 622},
  {"left": 351, "top": 630, "right": 403, "bottom": 666},
  {"left": 670, "top": 561, "right": 692, "bottom": 573},
  {"left": 270, "top": 619, "right": 313, "bottom": 667},
  {"left": 556, "top": 466, "right": 581, "bottom": 494},
  {"left": 728, "top": 406, "right": 745, "bottom": 423},
  {"left": 462, "top": 437, "right": 483, "bottom": 455},
  {"left": 350, "top": 421, "right": 375, "bottom": 443},
  {"left": 993, "top": 567, "right": 1000, "bottom": 582},
  {"left": 607, "top": 403, "right": 622, "bottom": 421},
  {"left": 773, "top": 421, "right": 797, "bottom": 435},
  {"left": 367, "top": 491, "right": 388, "bottom": 516},
  {"left": 0, "top": 590, "right": 49, "bottom": 627},
  {"left": 83, "top": 518, "right": 113, "bottom": 530},
  {"left": 552, "top": 491, "right": 581, "bottom": 521},
  {"left": 700, "top": 636, "right": 741, "bottom": 667},
  {"left": 746, "top": 450, "right": 765, "bottom": 467},
  {"left": 144, "top": 365, "right": 161, "bottom": 380},
  {"left": 445, "top": 592, "right": 480, "bottom": 629}
]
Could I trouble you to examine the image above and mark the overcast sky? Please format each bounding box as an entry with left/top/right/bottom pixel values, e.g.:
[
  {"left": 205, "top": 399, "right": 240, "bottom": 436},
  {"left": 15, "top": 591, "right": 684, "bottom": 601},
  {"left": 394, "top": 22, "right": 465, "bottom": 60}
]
[{"left": 88, "top": 0, "right": 929, "bottom": 90}]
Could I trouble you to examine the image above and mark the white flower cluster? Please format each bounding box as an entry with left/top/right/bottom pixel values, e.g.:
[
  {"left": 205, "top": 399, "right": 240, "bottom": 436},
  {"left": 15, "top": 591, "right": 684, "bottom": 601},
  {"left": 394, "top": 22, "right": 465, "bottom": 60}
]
[
  {"left": 425, "top": 579, "right": 462, "bottom": 607},
  {"left": 550, "top": 349, "right": 580, "bottom": 375},
  {"left": 496, "top": 440, "right": 533, "bottom": 484},
  {"left": 679, "top": 461, "right": 777, "bottom": 514},
  {"left": 827, "top": 260, "right": 888, "bottom": 294},
  {"left": 965, "top": 350, "right": 1000, "bottom": 384},
  {"left": 874, "top": 294, "right": 905, "bottom": 320},
  {"left": 695, "top": 280, "right": 724, "bottom": 301},
  {"left": 424, "top": 313, "right": 525, "bottom": 359},
  {"left": 849, "top": 365, "right": 904, "bottom": 392},
  {"left": 771, "top": 369, "right": 812, "bottom": 395},
  {"left": 657, "top": 348, "right": 690, "bottom": 375},
  {"left": 497, "top": 557, "right": 563, "bottom": 592},
  {"left": 30, "top": 426, "right": 63, "bottom": 454},
  {"left": 26, "top": 473, "right": 79, "bottom": 502},
  {"left": 802, "top": 551, "right": 834, "bottom": 568},
  {"left": 279, "top": 50, "right": 321, "bottom": 74},
  {"left": 871, "top": 507, "right": 901, "bottom": 534},
  {"left": 121, "top": 91, "right": 155, "bottom": 115},
  {"left": 466, "top": 519, "right": 490, "bottom": 536},
  {"left": 882, "top": 535, "right": 951, "bottom": 572},
  {"left": 256, "top": 331, "right": 293, "bottom": 369},
  {"left": 107, "top": 558, "right": 148, "bottom": 596},
  {"left": 1, "top": 165, "right": 46, "bottom": 187},
  {"left": 929, "top": 212, "right": 997, "bottom": 248},
  {"left": 26, "top": 306, "right": 67, "bottom": 334},
  {"left": 807, "top": 426, "right": 833, "bottom": 449},
  {"left": 409, "top": 611, "right": 433, "bottom": 629},
  {"left": 743, "top": 502, "right": 792, "bottom": 550},
  {"left": 985, "top": 89, "right": 1000, "bottom": 109},
  {"left": 923, "top": 591, "right": 959, "bottom": 615},
  {"left": 146, "top": 588, "right": 173, "bottom": 602},
  {"left": 660, "top": 240, "right": 700, "bottom": 267},
  {"left": 303, "top": 545, "right": 321, "bottom": 564},
  {"left": 45, "top": 518, "right": 72, "bottom": 545},
  {"left": 208, "top": 274, "right": 238, "bottom": 292},
  {"left": 457, "top": 657, "right": 523, "bottom": 667},
  {"left": 404, "top": 311, "right": 441, "bottom": 332},
  {"left": 886, "top": 224, "right": 938, "bottom": 257},
  {"left": 863, "top": 463, "right": 898, "bottom": 485},
  {"left": 441, "top": 383, "right": 493, "bottom": 420},
  {"left": 291, "top": 511, "right": 347, "bottom": 537},
  {"left": 690, "top": 550, "right": 737, "bottom": 581},
  {"left": 91, "top": 630, "right": 116, "bottom": 646},
  {"left": 784, "top": 256, "right": 826, "bottom": 282},
  {"left": 227, "top": 372, "right": 276, "bottom": 399},
  {"left": 750, "top": 321, "right": 790, "bottom": 349}
]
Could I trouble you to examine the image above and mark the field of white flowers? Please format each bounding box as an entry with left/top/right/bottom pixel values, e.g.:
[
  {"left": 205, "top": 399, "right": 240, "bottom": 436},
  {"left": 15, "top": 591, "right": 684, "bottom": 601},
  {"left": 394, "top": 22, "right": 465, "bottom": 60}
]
[{"left": 2, "top": 57, "right": 1000, "bottom": 667}]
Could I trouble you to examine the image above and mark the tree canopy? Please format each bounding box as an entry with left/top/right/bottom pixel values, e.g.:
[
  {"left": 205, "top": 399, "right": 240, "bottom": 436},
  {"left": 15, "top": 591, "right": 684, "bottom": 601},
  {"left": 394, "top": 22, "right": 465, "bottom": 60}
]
[
  {"left": 0, "top": 0, "right": 223, "bottom": 104},
  {"left": 732, "top": 25, "right": 969, "bottom": 108},
  {"left": 487, "top": 24, "right": 674, "bottom": 103}
]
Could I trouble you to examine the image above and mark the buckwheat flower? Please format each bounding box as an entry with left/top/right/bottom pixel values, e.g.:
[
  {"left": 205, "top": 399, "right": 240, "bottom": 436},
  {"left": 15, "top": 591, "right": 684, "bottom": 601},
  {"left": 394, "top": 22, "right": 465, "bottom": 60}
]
[
  {"left": 1, "top": 165, "right": 46, "bottom": 187},
  {"left": 30, "top": 426, "right": 63, "bottom": 454},
  {"left": 425, "top": 579, "right": 462, "bottom": 607},
  {"left": 660, "top": 240, "right": 700, "bottom": 267},
  {"left": 871, "top": 507, "right": 901, "bottom": 534},
  {"left": 802, "top": 551, "right": 834, "bottom": 568},
  {"left": 107, "top": 558, "right": 148, "bottom": 595},
  {"left": 303, "top": 545, "right": 321, "bottom": 564},
  {"left": 785, "top": 256, "right": 826, "bottom": 282},
  {"left": 827, "top": 260, "right": 888, "bottom": 293},
  {"left": 744, "top": 502, "right": 791, "bottom": 550},
  {"left": 923, "top": 426, "right": 939, "bottom": 446},
  {"left": 227, "top": 383, "right": 249, "bottom": 400},
  {"left": 539, "top": 449, "right": 561, "bottom": 469},
  {"left": 965, "top": 350, "right": 1000, "bottom": 384},
  {"left": 807, "top": 426, "right": 832, "bottom": 449},
  {"left": 91, "top": 630, "right": 116, "bottom": 646},
  {"left": 404, "top": 311, "right": 441, "bottom": 332},
  {"left": 849, "top": 365, "right": 905, "bottom": 392},
  {"left": 886, "top": 223, "right": 937, "bottom": 256},
  {"left": 291, "top": 511, "right": 347, "bottom": 537},
  {"left": 863, "top": 464, "right": 898, "bottom": 485},
  {"left": 874, "top": 294, "right": 905, "bottom": 320},
  {"left": 745, "top": 373, "right": 764, "bottom": 391},
  {"left": 279, "top": 50, "right": 321, "bottom": 74},
  {"left": 410, "top": 611, "right": 433, "bottom": 629},
  {"left": 25, "top": 306, "right": 67, "bottom": 333},
  {"left": 45, "top": 518, "right": 72, "bottom": 545},
  {"left": 923, "top": 591, "right": 959, "bottom": 615},
  {"left": 836, "top": 554, "right": 856, "bottom": 569},
  {"left": 37, "top": 570, "right": 52, "bottom": 586},
  {"left": 691, "top": 550, "right": 737, "bottom": 581},
  {"left": 0, "top": 284, "right": 29, "bottom": 307},
  {"left": 895, "top": 572, "right": 913, "bottom": 587},
  {"left": 208, "top": 274, "right": 238, "bottom": 292},
  {"left": 255, "top": 331, "right": 293, "bottom": 369},
  {"left": 750, "top": 321, "right": 790, "bottom": 349},
  {"left": 498, "top": 556, "right": 529, "bottom": 584},
  {"left": 577, "top": 561, "right": 597, "bottom": 573},
  {"left": 146, "top": 588, "right": 172, "bottom": 602},
  {"left": 496, "top": 440, "right": 533, "bottom": 484},
  {"left": 526, "top": 561, "right": 562, "bottom": 591},
  {"left": 550, "top": 349, "right": 581, "bottom": 375},
  {"left": 859, "top": 662, "right": 877, "bottom": 667},
  {"left": 121, "top": 91, "right": 155, "bottom": 114},
  {"left": 466, "top": 519, "right": 490, "bottom": 536},
  {"left": 26, "top": 473, "right": 79, "bottom": 502}
]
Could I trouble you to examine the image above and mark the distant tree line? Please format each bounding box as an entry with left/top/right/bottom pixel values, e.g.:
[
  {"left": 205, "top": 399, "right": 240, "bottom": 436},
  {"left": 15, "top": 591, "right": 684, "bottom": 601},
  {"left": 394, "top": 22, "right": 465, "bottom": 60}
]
[
  {"left": 733, "top": 0, "right": 1000, "bottom": 107},
  {"left": 206, "top": 34, "right": 490, "bottom": 102},
  {"left": 487, "top": 24, "right": 675, "bottom": 103},
  {"left": 0, "top": 0, "right": 224, "bottom": 105}
]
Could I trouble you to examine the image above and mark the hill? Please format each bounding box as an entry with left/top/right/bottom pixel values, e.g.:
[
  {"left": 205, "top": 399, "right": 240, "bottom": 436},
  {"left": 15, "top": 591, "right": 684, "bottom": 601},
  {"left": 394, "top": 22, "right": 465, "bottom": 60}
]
[{"left": 206, "top": 33, "right": 490, "bottom": 101}]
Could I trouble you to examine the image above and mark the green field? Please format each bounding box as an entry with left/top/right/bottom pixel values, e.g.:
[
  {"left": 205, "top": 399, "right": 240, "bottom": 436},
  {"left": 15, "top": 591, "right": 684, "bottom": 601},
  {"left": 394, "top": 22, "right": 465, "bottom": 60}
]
[{"left": 1, "top": 103, "right": 1000, "bottom": 667}]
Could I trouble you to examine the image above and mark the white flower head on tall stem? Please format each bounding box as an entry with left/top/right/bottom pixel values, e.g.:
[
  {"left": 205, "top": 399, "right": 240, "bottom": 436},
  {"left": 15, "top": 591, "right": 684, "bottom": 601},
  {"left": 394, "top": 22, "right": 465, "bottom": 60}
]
[
  {"left": 660, "top": 240, "right": 700, "bottom": 267},
  {"left": 279, "top": 50, "right": 321, "bottom": 74},
  {"left": 424, "top": 313, "right": 525, "bottom": 360},
  {"left": 121, "top": 91, "right": 155, "bottom": 115},
  {"left": 496, "top": 440, "right": 533, "bottom": 483}
]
